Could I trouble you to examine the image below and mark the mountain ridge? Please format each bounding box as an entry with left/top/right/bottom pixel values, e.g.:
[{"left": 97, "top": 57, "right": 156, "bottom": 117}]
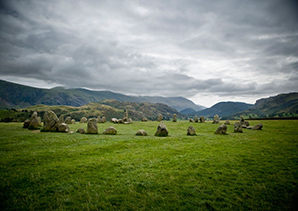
[{"left": 0, "top": 80, "right": 205, "bottom": 111}]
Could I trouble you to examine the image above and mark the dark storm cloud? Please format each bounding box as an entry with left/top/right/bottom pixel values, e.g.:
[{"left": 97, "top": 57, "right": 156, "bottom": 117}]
[{"left": 0, "top": 0, "right": 297, "bottom": 106}]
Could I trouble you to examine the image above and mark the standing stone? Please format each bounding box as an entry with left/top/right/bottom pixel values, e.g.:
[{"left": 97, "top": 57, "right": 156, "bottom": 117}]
[
  {"left": 157, "top": 113, "right": 163, "bottom": 122},
  {"left": 23, "top": 119, "right": 30, "bottom": 128},
  {"left": 111, "top": 118, "right": 118, "bottom": 123},
  {"left": 244, "top": 121, "right": 250, "bottom": 127},
  {"left": 252, "top": 123, "right": 263, "bottom": 130},
  {"left": 76, "top": 128, "right": 85, "bottom": 134},
  {"left": 101, "top": 116, "right": 106, "bottom": 123},
  {"left": 194, "top": 116, "right": 199, "bottom": 123},
  {"left": 58, "top": 115, "right": 64, "bottom": 123},
  {"left": 234, "top": 122, "right": 243, "bottom": 133},
  {"left": 200, "top": 116, "right": 205, "bottom": 123},
  {"left": 187, "top": 126, "right": 196, "bottom": 136},
  {"left": 80, "top": 117, "right": 87, "bottom": 123},
  {"left": 189, "top": 118, "right": 194, "bottom": 122},
  {"left": 215, "top": 124, "right": 227, "bottom": 135},
  {"left": 58, "top": 123, "right": 69, "bottom": 133},
  {"left": 65, "top": 117, "right": 72, "bottom": 124},
  {"left": 42, "top": 110, "right": 59, "bottom": 132},
  {"left": 29, "top": 111, "right": 40, "bottom": 129},
  {"left": 103, "top": 127, "right": 117, "bottom": 135},
  {"left": 154, "top": 121, "right": 169, "bottom": 137},
  {"left": 123, "top": 111, "right": 128, "bottom": 122},
  {"left": 142, "top": 117, "right": 148, "bottom": 122},
  {"left": 212, "top": 115, "right": 220, "bottom": 124},
  {"left": 136, "top": 129, "right": 147, "bottom": 136},
  {"left": 128, "top": 118, "right": 133, "bottom": 124},
  {"left": 71, "top": 119, "right": 76, "bottom": 124},
  {"left": 224, "top": 120, "right": 230, "bottom": 125},
  {"left": 86, "top": 118, "right": 98, "bottom": 134},
  {"left": 173, "top": 113, "right": 177, "bottom": 122},
  {"left": 240, "top": 116, "right": 245, "bottom": 125}
]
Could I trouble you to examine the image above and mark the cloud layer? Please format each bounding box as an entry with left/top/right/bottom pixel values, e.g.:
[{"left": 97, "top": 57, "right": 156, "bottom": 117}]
[{"left": 0, "top": 0, "right": 298, "bottom": 106}]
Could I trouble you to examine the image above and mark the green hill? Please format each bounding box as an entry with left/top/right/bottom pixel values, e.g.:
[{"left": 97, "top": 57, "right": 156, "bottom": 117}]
[
  {"left": 0, "top": 100, "right": 183, "bottom": 122},
  {"left": 0, "top": 80, "right": 204, "bottom": 111}
]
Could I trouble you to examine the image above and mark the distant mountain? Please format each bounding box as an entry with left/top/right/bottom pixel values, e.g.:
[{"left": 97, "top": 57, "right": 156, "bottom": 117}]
[
  {"left": 180, "top": 108, "right": 197, "bottom": 115},
  {"left": 195, "top": 102, "right": 254, "bottom": 118},
  {"left": 234, "top": 93, "right": 298, "bottom": 118},
  {"left": 0, "top": 80, "right": 204, "bottom": 111}
]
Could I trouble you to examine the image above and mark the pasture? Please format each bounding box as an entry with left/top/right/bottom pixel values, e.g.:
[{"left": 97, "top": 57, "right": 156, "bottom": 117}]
[{"left": 1, "top": 120, "right": 298, "bottom": 210}]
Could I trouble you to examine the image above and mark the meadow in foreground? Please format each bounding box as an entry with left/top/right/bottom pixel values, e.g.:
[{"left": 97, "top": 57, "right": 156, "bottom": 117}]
[{"left": 0, "top": 120, "right": 298, "bottom": 210}]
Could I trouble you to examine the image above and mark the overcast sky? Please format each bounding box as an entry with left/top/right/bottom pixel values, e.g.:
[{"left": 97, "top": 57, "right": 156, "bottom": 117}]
[{"left": 0, "top": 0, "right": 298, "bottom": 107}]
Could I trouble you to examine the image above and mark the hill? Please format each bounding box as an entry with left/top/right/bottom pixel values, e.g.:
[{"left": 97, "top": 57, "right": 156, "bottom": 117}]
[
  {"left": 194, "top": 102, "right": 254, "bottom": 118},
  {"left": 0, "top": 80, "right": 204, "bottom": 111},
  {"left": 0, "top": 100, "right": 183, "bottom": 122},
  {"left": 234, "top": 92, "right": 298, "bottom": 118}
]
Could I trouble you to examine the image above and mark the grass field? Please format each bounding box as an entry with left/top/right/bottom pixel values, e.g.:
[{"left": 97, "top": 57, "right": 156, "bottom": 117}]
[{"left": 1, "top": 120, "right": 298, "bottom": 210}]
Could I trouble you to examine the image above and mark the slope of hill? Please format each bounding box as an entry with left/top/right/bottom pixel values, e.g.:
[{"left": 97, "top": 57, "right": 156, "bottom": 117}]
[
  {"left": 234, "top": 93, "right": 298, "bottom": 118},
  {"left": 0, "top": 80, "right": 204, "bottom": 111},
  {"left": 0, "top": 100, "right": 183, "bottom": 122},
  {"left": 195, "top": 102, "right": 254, "bottom": 118}
]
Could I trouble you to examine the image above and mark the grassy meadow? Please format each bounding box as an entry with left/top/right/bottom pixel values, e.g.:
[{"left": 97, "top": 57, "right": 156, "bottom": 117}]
[{"left": 0, "top": 120, "right": 298, "bottom": 210}]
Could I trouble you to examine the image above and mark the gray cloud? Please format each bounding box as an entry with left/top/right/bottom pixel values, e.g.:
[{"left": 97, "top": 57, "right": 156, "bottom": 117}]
[{"left": 0, "top": 0, "right": 297, "bottom": 107}]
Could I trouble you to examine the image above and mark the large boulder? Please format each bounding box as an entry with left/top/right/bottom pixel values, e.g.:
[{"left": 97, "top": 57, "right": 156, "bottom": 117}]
[
  {"left": 29, "top": 111, "right": 40, "bottom": 130},
  {"left": 200, "top": 116, "right": 205, "bottom": 123},
  {"left": 157, "top": 113, "right": 163, "bottom": 122},
  {"left": 86, "top": 118, "right": 98, "bottom": 134},
  {"left": 136, "top": 129, "right": 147, "bottom": 136},
  {"left": 58, "top": 123, "right": 69, "bottom": 133},
  {"left": 187, "top": 126, "right": 196, "bottom": 136},
  {"left": 215, "top": 124, "right": 227, "bottom": 135},
  {"left": 103, "top": 127, "right": 117, "bottom": 135},
  {"left": 42, "top": 110, "right": 59, "bottom": 132},
  {"left": 23, "top": 119, "right": 30, "bottom": 128},
  {"left": 173, "top": 113, "right": 177, "bottom": 122},
  {"left": 155, "top": 121, "right": 169, "bottom": 137},
  {"left": 252, "top": 123, "right": 263, "bottom": 130},
  {"left": 234, "top": 122, "right": 243, "bottom": 133},
  {"left": 80, "top": 117, "right": 88, "bottom": 123},
  {"left": 65, "top": 117, "right": 72, "bottom": 124}
]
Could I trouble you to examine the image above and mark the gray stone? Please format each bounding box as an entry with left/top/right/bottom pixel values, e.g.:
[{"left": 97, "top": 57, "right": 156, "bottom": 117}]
[
  {"left": 42, "top": 110, "right": 59, "bottom": 132},
  {"left": 136, "top": 129, "right": 147, "bottom": 136},
  {"left": 101, "top": 116, "right": 106, "bottom": 123},
  {"left": 23, "top": 119, "right": 30, "bottom": 128},
  {"left": 187, "top": 126, "right": 196, "bottom": 136},
  {"left": 103, "top": 127, "right": 117, "bottom": 135},
  {"left": 240, "top": 116, "right": 245, "bottom": 125},
  {"left": 215, "top": 124, "right": 227, "bottom": 135},
  {"left": 29, "top": 111, "right": 40, "bottom": 130},
  {"left": 111, "top": 118, "right": 118, "bottom": 123},
  {"left": 157, "top": 113, "right": 163, "bottom": 122},
  {"left": 58, "top": 115, "right": 64, "bottom": 123},
  {"left": 200, "top": 116, "right": 205, "bottom": 123},
  {"left": 58, "top": 123, "right": 69, "bottom": 133},
  {"left": 128, "top": 118, "right": 133, "bottom": 124},
  {"left": 65, "top": 117, "right": 72, "bottom": 124},
  {"left": 155, "top": 121, "right": 169, "bottom": 137},
  {"left": 80, "top": 117, "right": 87, "bottom": 123},
  {"left": 252, "top": 123, "right": 263, "bottom": 130},
  {"left": 234, "top": 122, "right": 243, "bottom": 133},
  {"left": 194, "top": 116, "right": 198, "bottom": 122},
  {"left": 76, "top": 128, "right": 85, "bottom": 134},
  {"left": 173, "top": 113, "right": 177, "bottom": 122},
  {"left": 71, "top": 119, "right": 76, "bottom": 124},
  {"left": 123, "top": 111, "right": 128, "bottom": 122},
  {"left": 224, "top": 120, "right": 230, "bottom": 125},
  {"left": 212, "top": 115, "right": 220, "bottom": 124},
  {"left": 142, "top": 117, "right": 148, "bottom": 122},
  {"left": 189, "top": 118, "right": 194, "bottom": 122},
  {"left": 86, "top": 118, "right": 98, "bottom": 134}
]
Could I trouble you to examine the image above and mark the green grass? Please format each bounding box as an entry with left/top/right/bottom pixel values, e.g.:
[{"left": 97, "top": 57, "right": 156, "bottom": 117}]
[{"left": 1, "top": 120, "right": 298, "bottom": 210}]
